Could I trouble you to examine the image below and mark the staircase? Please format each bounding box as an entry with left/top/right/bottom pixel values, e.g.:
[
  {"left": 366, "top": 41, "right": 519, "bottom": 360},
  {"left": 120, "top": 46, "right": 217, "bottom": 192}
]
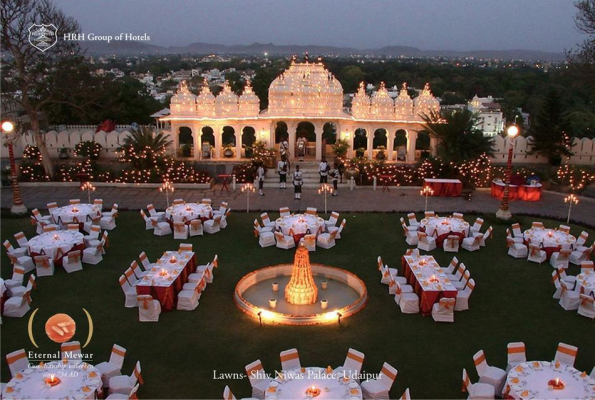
[{"left": 263, "top": 161, "right": 349, "bottom": 188}]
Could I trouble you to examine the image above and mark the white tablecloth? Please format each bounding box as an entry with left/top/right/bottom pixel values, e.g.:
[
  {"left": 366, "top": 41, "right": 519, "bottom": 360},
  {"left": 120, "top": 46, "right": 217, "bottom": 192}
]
[
  {"left": 505, "top": 361, "right": 594, "bottom": 399},
  {"left": 2, "top": 361, "right": 102, "bottom": 400},
  {"left": 523, "top": 229, "right": 576, "bottom": 248},
  {"left": 403, "top": 255, "right": 457, "bottom": 292},
  {"left": 27, "top": 231, "right": 84, "bottom": 259},
  {"left": 420, "top": 217, "right": 469, "bottom": 238},
  {"left": 165, "top": 203, "right": 212, "bottom": 222},
  {"left": 275, "top": 214, "right": 325, "bottom": 236},
  {"left": 136, "top": 251, "right": 194, "bottom": 288},
  {"left": 577, "top": 272, "right": 595, "bottom": 296},
  {"left": 265, "top": 367, "right": 362, "bottom": 399},
  {"left": 51, "top": 204, "right": 100, "bottom": 225}
]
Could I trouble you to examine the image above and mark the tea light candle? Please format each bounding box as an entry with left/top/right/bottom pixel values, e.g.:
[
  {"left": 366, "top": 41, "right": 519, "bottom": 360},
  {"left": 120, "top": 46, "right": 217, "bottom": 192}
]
[
  {"left": 272, "top": 282, "right": 279, "bottom": 292},
  {"left": 160, "top": 268, "right": 168, "bottom": 277},
  {"left": 269, "top": 298, "right": 277, "bottom": 309},
  {"left": 170, "top": 255, "right": 177, "bottom": 263},
  {"left": 53, "top": 234, "right": 59, "bottom": 240},
  {"left": 321, "top": 280, "right": 328, "bottom": 289},
  {"left": 321, "top": 299, "right": 328, "bottom": 309}
]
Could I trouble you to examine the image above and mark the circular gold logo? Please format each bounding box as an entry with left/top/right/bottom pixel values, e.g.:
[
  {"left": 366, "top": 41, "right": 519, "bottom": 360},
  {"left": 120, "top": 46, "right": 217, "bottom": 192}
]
[{"left": 45, "top": 313, "right": 76, "bottom": 343}]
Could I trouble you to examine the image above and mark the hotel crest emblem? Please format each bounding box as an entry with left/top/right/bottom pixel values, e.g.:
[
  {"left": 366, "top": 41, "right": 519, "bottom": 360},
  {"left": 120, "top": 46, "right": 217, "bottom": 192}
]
[{"left": 28, "top": 23, "right": 58, "bottom": 52}]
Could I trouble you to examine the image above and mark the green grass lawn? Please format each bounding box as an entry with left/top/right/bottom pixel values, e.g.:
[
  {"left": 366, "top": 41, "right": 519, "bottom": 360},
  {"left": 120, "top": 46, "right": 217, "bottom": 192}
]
[{"left": 1, "top": 211, "right": 594, "bottom": 399}]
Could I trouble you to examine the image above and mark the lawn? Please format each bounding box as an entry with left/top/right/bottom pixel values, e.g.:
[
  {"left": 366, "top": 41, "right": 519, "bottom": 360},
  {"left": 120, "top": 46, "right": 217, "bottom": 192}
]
[{"left": 1, "top": 211, "right": 594, "bottom": 399}]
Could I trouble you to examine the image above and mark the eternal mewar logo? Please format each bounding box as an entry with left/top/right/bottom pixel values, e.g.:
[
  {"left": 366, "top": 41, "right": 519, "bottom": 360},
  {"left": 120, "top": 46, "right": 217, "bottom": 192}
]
[{"left": 28, "top": 23, "right": 58, "bottom": 52}]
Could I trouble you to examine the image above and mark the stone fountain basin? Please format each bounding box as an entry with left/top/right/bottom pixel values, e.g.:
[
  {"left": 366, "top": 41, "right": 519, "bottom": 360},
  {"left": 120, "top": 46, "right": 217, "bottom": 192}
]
[{"left": 234, "top": 263, "right": 368, "bottom": 325}]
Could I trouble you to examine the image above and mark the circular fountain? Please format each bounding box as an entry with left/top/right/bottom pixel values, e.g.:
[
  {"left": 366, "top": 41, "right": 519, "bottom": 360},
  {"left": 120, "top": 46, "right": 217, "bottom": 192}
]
[{"left": 234, "top": 245, "right": 368, "bottom": 325}]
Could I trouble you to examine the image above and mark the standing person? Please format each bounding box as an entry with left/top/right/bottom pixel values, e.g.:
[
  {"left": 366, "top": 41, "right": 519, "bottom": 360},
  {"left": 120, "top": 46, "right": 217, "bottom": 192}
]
[
  {"left": 330, "top": 163, "right": 340, "bottom": 196},
  {"left": 256, "top": 163, "right": 265, "bottom": 196},
  {"left": 293, "top": 165, "right": 303, "bottom": 200},
  {"left": 319, "top": 158, "right": 329, "bottom": 183},
  {"left": 280, "top": 136, "right": 290, "bottom": 159},
  {"left": 277, "top": 155, "right": 289, "bottom": 189},
  {"left": 296, "top": 136, "right": 307, "bottom": 161}
]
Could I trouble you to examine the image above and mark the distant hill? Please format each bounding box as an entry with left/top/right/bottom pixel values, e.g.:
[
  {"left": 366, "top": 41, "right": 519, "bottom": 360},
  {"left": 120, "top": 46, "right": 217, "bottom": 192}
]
[{"left": 82, "top": 41, "right": 566, "bottom": 62}]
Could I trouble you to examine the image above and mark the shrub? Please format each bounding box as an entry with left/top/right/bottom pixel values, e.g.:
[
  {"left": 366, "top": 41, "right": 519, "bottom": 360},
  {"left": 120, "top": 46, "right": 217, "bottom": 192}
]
[{"left": 74, "top": 141, "right": 102, "bottom": 159}]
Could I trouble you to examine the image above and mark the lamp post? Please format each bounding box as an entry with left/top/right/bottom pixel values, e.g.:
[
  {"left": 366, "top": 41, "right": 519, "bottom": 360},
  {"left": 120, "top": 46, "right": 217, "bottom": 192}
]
[
  {"left": 81, "top": 181, "right": 96, "bottom": 204},
  {"left": 2, "top": 121, "right": 27, "bottom": 215},
  {"left": 159, "top": 180, "right": 174, "bottom": 207},
  {"left": 420, "top": 186, "right": 434, "bottom": 213},
  {"left": 564, "top": 194, "right": 579, "bottom": 224},
  {"left": 241, "top": 183, "right": 256, "bottom": 213},
  {"left": 496, "top": 125, "right": 519, "bottom": 220},
  {"left": 318, "top": 183, "right": 333, "bottom": 215}
]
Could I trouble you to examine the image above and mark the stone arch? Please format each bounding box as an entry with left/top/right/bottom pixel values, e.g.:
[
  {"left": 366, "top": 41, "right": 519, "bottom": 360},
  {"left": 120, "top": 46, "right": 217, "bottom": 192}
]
[
  {"left": 275, "top": 121, "right": 288, "bottom": 143},
  {"left": 178, "top": 126, "right": 194, "bottom": 157},
  {"left": 322, "top": 122, "right": 337, "bottom": 144},
  {"left": 221, "top": 126, "right": 236, "bottom": 158},
  {"left": 242, "top": 126, "right": 256, "bottom": 157},
  {"left": 394, "top": 129, "right": 408, "bottom": 161},
  {"left": 296, "top": 121, "right": 316, "bottom": 142},
  {"left": 373, "top": 128, "right": 388, "bottom": 149},
  {"left": 200, "top": 126, "right": 215, "bottom": 159},
  {"left": 416, "top": 130, "right": 431, "bottom": 151},
  {"left": 354, "top": 128, "right": 368, "bottom": 157}
]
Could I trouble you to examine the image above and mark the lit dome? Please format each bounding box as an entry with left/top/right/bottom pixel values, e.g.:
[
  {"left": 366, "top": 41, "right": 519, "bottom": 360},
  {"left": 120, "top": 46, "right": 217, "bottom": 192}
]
[
  {"left": 170, "top": 81, "right": 196, "bottom": 116},
  {"left": 267, "top": 58, "right": 344, "bottom": 118},
  {"left": 414, "top": 83, "right": 440, "bottom": 119},
  {"left": 215, "top": 81, "right": 239, "bottom": 116},
  {"left": 394, "top": 83, "right": 414, "bottom": 119},
  {"left": 196, "top": 79, "right": 215, "bottom": 117},
  {"left": 238, "top": 79, "right": 260, "bottom": 117},
  {"left": 370, "top": 82, "right": 394, "bottom": 120},
  {"left": 351, "top": 82, "right": 371, "bottom": 119}
]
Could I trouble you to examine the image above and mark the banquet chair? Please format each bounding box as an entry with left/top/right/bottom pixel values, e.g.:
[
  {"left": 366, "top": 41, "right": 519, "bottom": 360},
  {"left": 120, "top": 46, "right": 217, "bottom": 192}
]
[
  {"left": 506, "top": 342, "right": 526, "bottom": 372},
  {"left": 400, "top": 218, "right": 418, "bottom": 246},
  {"left": 531, "top": 221, "right": 544, "bottom": 229},
  {"left": 325, "top": 211, "right": 340, "bottom": 228},
  {"left": 82, "top": 242, "right": 103, "bottom": 265},
  {"left": 177, "top": 286, "right": 200, "bottom": 311},
  {"left": 506, "top": 228, "right": 524, "bottom": 244},
  {"left": 443, "top": 235, "right": 460, "bottom": 253},
  {"left": 213, "top": 202, "right": 229, "bottom": 217},
  {"left": 578, "top": 294, "right": 595, "bottom": 319},
  {"left": 473, "top": 350, "right": 506, "bottom": 395},
  {"left": 36, "top": 207, "right": 54, "bottom": 223},
  {"left": 13, "top": 232, "right": 29, "bottom": 251},
  {"left": 558, "top": 224, "right": 571, "bottom": 233},
  {"left": 102, "top": 203, "right": 118, "bottom": 219},
  {"left": 569, "top": 244, "right": 594, "bottom": 266},
  {"left": 574, "top": 231, "right": 589, "bottom": 250},
  {"left": 66, "top": 223, "right": 79, "bottom": 231},
  {"left": 100, "top": 209, "right": 118, "bottom": 231},
  {"left": 137, "top": 295, "right": 160, "bottom": 322},
  {"left": 173, "top": 199, "right": 184, "bottom": 205},
  {"left": 93, "top": 198, "right": 104, "bottom": 208},
  {"left": 31, "top": 216, "right": 48, "bottom": 235},
  {"left": 455, "top": 279, "right": 475, "bottom": 311},
  {"left": 220, "top": 208, "right": 231, "bottom": 229},
  {"left": 558, "top": 282, "right": 580, "bottom": 311},
  {"left": 480, "top": 227, "right": 493, "bottom": 247},
  {"left": 260, "top": 213, "right": 276, "bottom": 229},
  {"left": 443, "top": 257, "right": 458, "bottom": 275},
  {"left": 405, "top": 248, "right": 420, "bottom": 258},
  {"left": 407, "top": 213, "right": 419, "bottom": 227},
  {"left": 147, "top": 204, "right": 165, "bottom": 221},
  {"left": 527, "top": 245, "right": 546, "bottom": 264},
  {"left": 301, "top": 234, "right": 316, "bottom": 251},
  {"left": 140, "top": 210, "right": 158, "bottom": 230},
  {"left": 399, "top": 388, "right": 411, "bottom": 400},
  {"left": 119, "top": 275, "right": 138, "bottom": 308},
  {"left": 431, "top": 297, "right": 455, "bottom": 323},
  {"left": 551, "top": 271, "right": 563, "bottom": 300},
  {"left": 201, "top": 198, "right": 212, "bottom": 206},
  {"left": 42, "top": 224, "right": 59, "bottom": 233},
  {"left": 280, "top": 348, "right": 301, "bottom": 371},
  {"left": 84, "top": 225, "right": 101, "bottom": 246},
  {"left": 3, "top": 288, "right": 32, "bottom": 318},
  {"left": 95, "top": 231, "right": 109, "bottom": 254},
  {"left": 109, "top": 361, "right": 143, "bottom": 395},
  {"left": 581, "top": 261, "right": 594, "bottom": 274},
  {"left": 591, "top": 367, "right": 595, "bottom": 379},
  {"left": 152, "top": 219, "right": 172, "bottom": 236},
  {"left": 317, "top": 230, "right": 338, "bottom": 250},
  {"left": 461, "top": 369, "right": 495, "bottom": 400},
  {"left": 334, "top": 348, "right": 365, "bottom": 383},
  {"left": 557, "top": 268, "right": 576, "bottom": 287},
  {"left": 448, "top": 263, "right": 466, "bottom": 283},
  {"left": 453, "top": 270, "right": 471, "bottom": 291},
  {"left": 6, "top": 349, "right": 29, "bottom": 378},
  {"left": 179, "top": 243, "right": 193, "bottom": 253},
  {"left": 10, "top": 275, "right": 36, "bottom": 298},
  {"left": 549, "top": 249, "right": 571, "bottom": 269},
  {"left": 173, "top": 222, "right": 189, "bottom": 240},
  {"left": 395, "top": 282, "right": 419, "bottom": 313},
  {"left": 188, "top": 219, "right": 204, "bottom": 237},
  {"left": 6, "top": 250, "right": 34, "bottom": 274},
  {"left": 96, "top": 344, "right": 127, "bottom": 389},
  {"left": 131, "top": 261, "right": 147, "bottom": 280},
  {"left": 279, "top": 207, "right": 291, "bottom": 218},
  {"left": 69, "top": 199, "right": 81, "bottom": 205},
  {"left": 182, "top": 278, "right": 204, "bottom": 295},
  {"left": 275, "top": 232, "right": 295, "bottom": 250},
  {"left": 462, "top": 234, "right": 482, "bottom": 252},
  {"left": 453, "top": 212, "right": 464, "bottom": 220},
  {"left": 554, "top": 343, "right": 578, "bottom": 366},
  {"left": 511, "top": 223, "right": 523, "bottom": 240},
  {"left": 4, "top": 266, "right": 25, "bottom": 296},
  {"left": 507, "top": 238, "right": 528, "bottom": 259},
  {"left": 424, "top": 211, "right": 435, "bottom": 218},
  {"left": 138, "top": 252, "right": 155, "bottom": 271},
  {"left": 124, "top": 267, "right": 139, "bottom": 287},
  {"left": 328, "top": 219, "right": 346, "bottom": 239},
  {"left": 361, "top": 362, "right": 397, "bottom": 399},
  {"left": 305, "top": 207, "right": 317, "bottom": 216},
  {"left": 34, "top": 255, "right": 55, "bottom": 277},
  {"left": 257, "top": 227, "right": 275, "bottom": 248},
  {"left": 197, "top": 255, "right": 217, "bottom": 284},
  {"left": 222, "top": 385, "right": 256, "bottom": 400},
  {"left": 383, "top": 263, "right": 408, "bottom": 286},
  {"left": 417, "top": 232, "right": 436, "bottom": 252},
  {"left": 204, "top": 216, "right": 222, "bottom": 234},
  {"left": 3, "top": 239, "right": 28, "bottom": 258},
  {"left": 245, "top": 359, "right": 271, "bottom": 399},
  {"left": 61, "top": 341, "right": 82, "bottom": 360}
]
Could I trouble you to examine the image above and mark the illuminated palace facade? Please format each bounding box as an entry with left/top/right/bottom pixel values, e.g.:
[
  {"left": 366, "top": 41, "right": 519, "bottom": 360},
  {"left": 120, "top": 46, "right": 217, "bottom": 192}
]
[{"left": 162, "top": 58, "right": 440, "bottom": 162}]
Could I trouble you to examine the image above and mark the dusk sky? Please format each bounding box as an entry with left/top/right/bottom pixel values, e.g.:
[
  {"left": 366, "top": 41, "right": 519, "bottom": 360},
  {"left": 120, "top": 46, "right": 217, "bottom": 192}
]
[{"left": 55, "top": 0, "right": 585, "bottom": 53}]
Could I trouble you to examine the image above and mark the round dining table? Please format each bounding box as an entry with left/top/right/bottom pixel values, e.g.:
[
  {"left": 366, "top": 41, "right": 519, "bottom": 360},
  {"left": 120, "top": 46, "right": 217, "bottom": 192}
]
[
  {"left": 420, "top": 216, "right": 469, "bottom": 238},
  {"left": 265, "top": 367, "right": 362, "bottom": 399},
  {"left": 275, "top": 214, "right": 325, "bottom": 236},
  {"left": 50, "top": 204, "right": 101, "bottom": 225},
  {"left": 2, "top": 360, "right": 102, "bottom": 400},
  {"left": 27, "top": 230, "right": 84, "bottom": 261},
  {"left": 505, "top": 361, "right": 594, "bottom": 399},
  {"left": 523, "top": 229, "right": 576, "bottom": 249},
  {"left": 165, "top": 203, "right": 212, "bottom": 222},
  {"left": 576, "top": 272, "right": 595, "bottom": 296}
]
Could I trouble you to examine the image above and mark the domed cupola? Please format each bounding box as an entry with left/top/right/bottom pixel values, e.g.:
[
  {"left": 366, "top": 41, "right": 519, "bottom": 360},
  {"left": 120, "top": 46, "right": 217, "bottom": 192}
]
[
  {"left": 238, "top": 79, "right": 260, "bottom": 117},
  {"left": 170, "top": 80, "right": 196, "bottom": 116},
  {"left": 394, "top": 82, "right": 414, "bottom": 119},
  {"left": 351, "top": 81, "right": 371, "bottom": 119},
  {"left": 196, "top": 78, "right": 215, "bottom": 117},
  {"left": 414, "top": 83, "right": 440, "bottom": 119},
  {"left": 215, "top": 81, "right": 239, "bottom": 116},
  {"left": 371, "top": 82, "right": 394, "bottom": 120}
]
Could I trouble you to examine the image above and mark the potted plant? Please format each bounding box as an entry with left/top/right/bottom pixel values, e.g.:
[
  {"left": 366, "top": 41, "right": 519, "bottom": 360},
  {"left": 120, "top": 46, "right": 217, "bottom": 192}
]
[
  {"left": 344, "top": 159, "right": 360, "bottom": 180},
  {"left": 375, "top": 146, "right": 386, "bottom": 160},
  {"left": 332, "top": 139, "right": 350, "bottom": 158},
  {"left": 59, "top": 147, "right": 70, "bottom": 160},
  {"left": 355, "top": 147, "right": 366, "bottom": 158},
  {"left": 74, "top": 141, "right": 102, "bottom": 160},
  {"left": 223, "top": 144, "right": 234, "bottom": 158}
]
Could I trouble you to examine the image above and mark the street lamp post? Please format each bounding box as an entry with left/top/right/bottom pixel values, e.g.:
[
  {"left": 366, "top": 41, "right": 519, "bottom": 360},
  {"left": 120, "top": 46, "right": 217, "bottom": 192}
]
[
  {"left": 318, "top": 183, "right": 333, "bottom": 215},
  {"left": 2, "top": 121, "right": 27, "bottom": 215},
  {"left": 496, "top": 125, "right": 519, "bottom": 220},
  {"left": 241, "top": 183, "right": 256, "bottom": 213},
  {"left": 564, "top": 194, "right": 579, "bottom": 224},
  {"left": 420, "top": 186, "right": 434, "bottom": 213}
]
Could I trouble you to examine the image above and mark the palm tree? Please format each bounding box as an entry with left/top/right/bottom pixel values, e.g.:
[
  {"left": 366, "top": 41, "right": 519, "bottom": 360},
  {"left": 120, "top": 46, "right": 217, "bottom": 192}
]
[
  {"left": 421, "top": 109, "right": 494, "bottom": 163},
  {"left": 118, "top": 127, "right": 172, "bottom": 170}
]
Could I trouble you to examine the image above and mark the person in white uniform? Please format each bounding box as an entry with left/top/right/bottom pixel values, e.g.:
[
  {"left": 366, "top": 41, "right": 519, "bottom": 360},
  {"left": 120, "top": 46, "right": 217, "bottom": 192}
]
[
  {"left": 293, "top": 165, "right": 303, "bottom": 200},
  {"left": 277, "top": 155, "right": 289, "bottom": 189},
  {"left": 256, "top": 164, "right": 265, "bottom": 196},
  {"left": 319, "top": 158, "right": 329, "bottom": 183},
  {"left": 296, "top": 136, "right": 307, "bottom": 161}
]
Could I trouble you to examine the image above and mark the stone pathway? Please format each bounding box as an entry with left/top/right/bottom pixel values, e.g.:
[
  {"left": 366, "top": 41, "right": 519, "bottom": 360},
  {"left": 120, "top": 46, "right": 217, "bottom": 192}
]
[{"left": 2, "top": 184, "right": 595, "bottom": 225}]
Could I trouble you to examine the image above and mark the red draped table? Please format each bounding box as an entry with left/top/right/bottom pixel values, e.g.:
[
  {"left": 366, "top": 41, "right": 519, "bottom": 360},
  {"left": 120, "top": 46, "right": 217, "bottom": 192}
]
[
  {"left": 423, "top": 178, "right": 462, "bottom": 197},
  {"left": 136, "top": 251, "right": 197, "bottom": 311},
  {"left": 490, "top": 180, "right": 542, "bottom": 201},
  {"left": 402, "top": 255, "right": 457, "bottom": 316}
]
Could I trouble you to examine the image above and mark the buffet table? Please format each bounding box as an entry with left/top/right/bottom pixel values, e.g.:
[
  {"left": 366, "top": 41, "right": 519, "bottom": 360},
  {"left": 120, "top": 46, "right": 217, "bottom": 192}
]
[
  {"left": 423, "top": 178, "right": 462, "bottom": 197},
  {"left": 491, "top": 180, "right": 542, "bottom": 201},
  {"left": 265, "top": 367, "right": 362, "bottom": 399}
]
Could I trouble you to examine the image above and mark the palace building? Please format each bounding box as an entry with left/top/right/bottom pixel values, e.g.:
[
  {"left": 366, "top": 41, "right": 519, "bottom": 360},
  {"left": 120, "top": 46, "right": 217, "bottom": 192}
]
[{"left": 161, "top": 56, "right": 440, "bottom": 162}]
